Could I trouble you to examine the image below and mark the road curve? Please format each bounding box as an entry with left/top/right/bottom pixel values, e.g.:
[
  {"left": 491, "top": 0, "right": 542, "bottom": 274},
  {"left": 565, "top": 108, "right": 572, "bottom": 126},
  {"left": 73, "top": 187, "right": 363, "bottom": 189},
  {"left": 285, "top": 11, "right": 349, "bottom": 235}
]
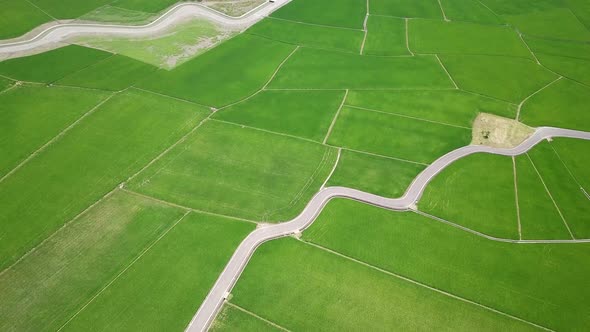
[
  {"left": 0, "top": 0, "right": 291, "bottom": 55},
  {"left": 186, "top": 126, "right": 590, "bottom": 332}
]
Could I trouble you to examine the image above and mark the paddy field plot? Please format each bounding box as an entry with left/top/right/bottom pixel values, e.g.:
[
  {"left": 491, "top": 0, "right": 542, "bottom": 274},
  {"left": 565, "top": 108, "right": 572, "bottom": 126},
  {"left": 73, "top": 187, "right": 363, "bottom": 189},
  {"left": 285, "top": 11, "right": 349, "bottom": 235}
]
[
  {"left": 0, "top": 190, "right": 186, "bottom": 331},
  {"left": 0, "top": 89, "right": 208, "bottom": 270},
  {"left": 270, "top": 0, "right": 366, "bottom": 29},
  {"left": 0, "top": 45, "right": 111, "bottom": 83},
  {"left": 362, "top": 15, "right": 409, "bottom": 56},
  {"left": 212, "top": 305, "right": 281, "bottom": 332},
  {"left": 228, "top": 237, "right": 536, "bottom": 331},
  {"left": 370, "top": 0, "right": 443, "bottom": 19},
  {"left": 128, "top": 120, "right": 337, "bottom": 222},
  {"left": 536, "top": 53, "right": 590, "bottom": 86},
  {"left": 505, "top": 8, "right": 590, "bottom": 41},
  {"left": 0, "top": 0, "right": 51, "bottom": 40},
  {"left": 247, "top": 18, "right": 365, "bottom": 53},
  {"left": 0, "top": 76, "right": 13, "bottom": 91},
  {"left": 30, "top": 0, "right": 112, "bottom": 19},
  {"left": 551, "top": 138, "right": 590, "bottom": 191},
  {"left": 61, "top": 211, "right": 254, "bottom": 332},
  {"left": 213, "top": 90, "right": 345, "bottom": 142},
  {"left": 327, "top": 106, "right": 472, "bottom": 164},
  {"left": 326, "top": 149, "right": 425, "bottom": 198},
  {"left": 478, "top": 0, "right": 564, "bottom": 15},
  {"left": 439, "top": 0, "right": 503, "bottom": 24},
  {"left": 0, "top": 85, "right": 109, "bottom": 177},
  {"left": 524, "top": 36, "right": 590, "bottom": 60},
  {"left": 111, "top": 0, "right": 179, "bottom": 13},
  {"left": 268, "top": 48, "right": 453, "bottom": 89},
  {"left": 303, "top": 199, "right": 590, "bottom": 331}
]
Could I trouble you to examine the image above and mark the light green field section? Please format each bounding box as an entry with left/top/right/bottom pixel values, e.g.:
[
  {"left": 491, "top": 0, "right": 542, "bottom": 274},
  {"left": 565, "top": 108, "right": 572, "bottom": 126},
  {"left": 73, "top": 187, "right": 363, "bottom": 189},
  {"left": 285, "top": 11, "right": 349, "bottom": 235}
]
[
  {"left": 213, "top": 90, "right": 345, "bottom": 141},
  {"left": 440, "top": 0, "right": 503, "bottom": 24},
  {"left": 271, "top": 0, "right": 366, "bottom": 29},
  {"left": 212, "top": 305, "right": 281, "bottom": 332},
  {"left": 525, "top": 36, "right": 590, "bottom": 60},
  {"left": 440, "top": 54, "right": 557, "bottom": 103},
  {"left": 520, "top": 78, "right": 590, "bottom": 131},
  {"left": 536, "top": 53, "right": 590, "bottom": 86},
  {"left": 269, "top": 49, "right": 453, "bottom": 89},
  {"left": 346, "top": 90, "right": 516, "bottom": 128},
  {"left": 326, "top": 149, "right": 425, "bottom": 197},
  {"left": 479, "top": 0, "right": 564, "bottom": 15},
  {"left": 247, "top": 18, "right": 365, "bottom": 53},
  {"left": 138, "top": 33, "right": 296, "bottom": 107},
  {"left": 327, "top": 106, "right": 471, "bottom": 164},
  {"left": 506, "top": 8, "right": 590, "bottom": 41},
  {"left": 56, "top": 54, "right": 156, "bottom": 91},
  {"left": 409, "top": 19, "right": 531, "bottom": 58},
  {"left": 371, "top": 0, "right": 442, "bottom": 19},
  {"left": 30, "top": 0, "right": 111, "bottom": 18},
  {"left": 527, "top": 141, "right": 590, "bottom": 238},
  {"left": 0, "top": 85, "right": 109, "bottom": 177},
  {"left": 515, "top": 155, "right": 571, "bottom": 239},
  {"left": 77, "top": 5, "right": 155, "bottom": 24},
  {"left": 77, "top": 20, "right": 228, "bottom": 69},
  {"left": 231, "top": 237, "right": 537, "bottom": 331},
  {"left": 303, "top": 199, "right": 590, "bottom": 330},
  {"left": 551, "top": 138, "right": 590, "bottom": 191},
  {"left": 109, "top": 0, "right": 178, "bottom": 13},
  {"left": 0, "top": 190, "right": 185, "bottom": 331},
  {"left": 363, "top": 15, "right": 409, "bottom": 56},
  {"left": 420, "top": 153, "right": 519, "bottom": 239},
  {"left": 0, "top": 89, "right": 208, "bottom": 270},
  {"left": 62, "top": 211, "right": 254, "bottom": 332},
  {"left": 0, "top": 0, "right": 51, "bottom": 40},
  {"left": 128, "top": 120, "right": 337, "bottom": 222},
  {"left": 0, "top": 45, "right": 111, "bottom": 83}
]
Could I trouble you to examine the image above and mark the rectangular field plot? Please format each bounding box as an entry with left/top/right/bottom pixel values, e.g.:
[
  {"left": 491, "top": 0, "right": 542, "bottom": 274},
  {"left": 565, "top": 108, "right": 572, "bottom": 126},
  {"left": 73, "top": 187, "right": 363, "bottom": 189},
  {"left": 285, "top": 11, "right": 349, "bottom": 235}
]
[
  {"left": 128, "top": 120, "right": 337, "bottom": 222},
  {"left": 212, "top": 305, "right": 282, "bottom": 332},
  {"left": 0, "top": 190, "right": 185, "bottom": 331},
  {"left": 213, "top": 90, "right": 345, "bottom": 141},
  {"left": 270, "top": 0, "right": 366, "bottom": 29},
  {"left": 326, "top": 149, "right": 425, "bottom": 197},
  {"left": 137, "top": 34, "right": 296, "bottom": 107},
  {"left": 409, "top": 19, "right": 531, "bottom": 58},
  {"left": 303, "top": 198, "right": 590, "bottom": 330},
  {"left": 30, "top": 0, "right": 111, "bottom": 18},
  {"left": 327, "top": 106, "right": 471, "bottom": 164},
  {"left": 0, "top": 89, "right": 208, "bottom": 269},
  {"left": 439, "top": 0, "right": 504, "bottom": 24},
  {"left": 112, "top": 0, "right": 192, "bottom": 13},
  {"left": 505, "top": 8, "right": 590, "bottom": 42},
  {"left": 229, "top": 237, "right": 536, "bottom": 331},
  {"left": 551, "top": 138, "right": 590, "bottom": 192},
  {"left": 56, "top": 54, "right": 156, "bottom": 91},
  {"left": 61, "top": 211, "right": 255, "bottom": 332},
  {"left": 247, "top": 18, "right": 365, "bottom": 53},
  {"left": 371, "top": 0, "right": 442, "bottom": 18},
  {"left": 420, "top": 153, "right": 519, "bottom": 239},
  {"left": 0, "top": 0, "right": 51, "bottom": 40},
  {"left": 536, "top": 53, "right": 590, "bottom": 86},
  {"left": 346, "top": 90, "right": 516, "bottom": 128},
  {"left": 525, "top": 36, "right": 590, "bottom": 60},
  {"left": 268, "top": 48, "right": 453, "bottom": 89},
  {"left": 0, "top": 45, "right": 111, "bottom": 83},
  {"left": 363, "top": 16, "right": 409, "bottom": 56},
  {"left": 0, "top": 85, "right": 109, "bottom": 177}
]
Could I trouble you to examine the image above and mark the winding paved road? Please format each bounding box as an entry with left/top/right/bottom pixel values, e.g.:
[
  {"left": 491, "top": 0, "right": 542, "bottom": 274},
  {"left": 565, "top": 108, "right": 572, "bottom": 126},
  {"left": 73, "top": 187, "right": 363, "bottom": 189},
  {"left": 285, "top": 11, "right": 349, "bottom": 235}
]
[
  {"left": 186, "top": 126, "right": 590, "bottom": 332},
  {"left": 0, "top": 0, "right": 291, "bottom": 55}
]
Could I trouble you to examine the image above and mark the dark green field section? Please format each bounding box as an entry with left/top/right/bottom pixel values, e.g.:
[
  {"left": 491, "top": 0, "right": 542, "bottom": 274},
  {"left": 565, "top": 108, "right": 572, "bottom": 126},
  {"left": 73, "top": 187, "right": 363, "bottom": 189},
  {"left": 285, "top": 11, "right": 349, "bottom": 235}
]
[
  {"left": 247, "top": 18, "right": 365, "bottom": 53},
  {"left": 128, "top": 120, "right": 337, "bottom": 222},
  {"left": 440, "top": 54, "right": 557, "bottom": 103},
  {"left": 30, "top": 0, "right": 111, "bottom": 18},
  {"left": 213, "top": 90, "right": 345, "bottom": 142},
  {"left": 302, "top": 199, "right": 590, "bottom": 331},
  {"left": 229, "top": 237, "right": 536, "bottom": 331},
  {"left": 268, "top": 49, "right": 453, "bottom": 89},
  {"left": 371, "top": 0, "right": 442, "bottom": 19},
  {"left": 440, "top": 0, "right": 503, "bottom": 24},
  {"left": 0, "top": 0, "right": 51, "bottom": 39},
  {"left": 0, "top": 190, "right": 186, "bottom": 331},
  {"left": 0, "top": 89, "right": 208, "bottom": 270},
  {"left": 327, "top": 149, "right": 425, "bottom": 198},
  {"left": 520, "top": 78, "right": 590, "bottom": 131},
  {"left": 363, "top": 15, "right": 409, "bottom": 56},
  {"left": 409, "top": 19, "right": 531, "bottom": 58},
  {"left": 0, "top": 45, "right": 112, "bottom": 83},
  {"left": 138, "top": 34, "right": 296, "bottom": 107},
  {"left": 56, "top": 54, "right": 156, "bottom": 91},
  {"left": 61, "top": 211, "right": 254, "bottom": 331},
  {"left": 346, "top": 90, "right": 516, "bottom": 128},
  {"left": 270, "top": 0, "right": 366, "bottom": 29},
  {"left": 327, "top": 106, "right": 471, "bottom": 164},
  {"left": 110, "top": 0, "right": 179, "bottom": 13},
  {"left": 0, "top": 85, "right": 109, "bottom": 177},
  {"left": 212, "top": 305, "right": 281, "bottom": 332}
]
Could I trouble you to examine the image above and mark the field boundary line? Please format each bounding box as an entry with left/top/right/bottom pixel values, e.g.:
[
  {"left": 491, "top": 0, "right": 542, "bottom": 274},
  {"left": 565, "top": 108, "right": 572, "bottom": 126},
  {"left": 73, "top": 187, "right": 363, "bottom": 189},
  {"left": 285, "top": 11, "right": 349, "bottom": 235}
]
[
  {"left": 0, "top": 187, "right": 119, "bottom": 277},
  {"left": 0, "top": 92, "right": 115, "bottom": 185},
  {"left": 131, "top": 86, "right": 213, "bottom": 109},
  {"left": 323, "top": 89, "right": 349, "bottom": 144},
  {"left": 516, "top": 76, "right": 562, "bottom": 120},
  {"left": 517, "top": 31, "right": 540, "bottom": 65},
  {"left": 300, "top": 239, "right": 554, "bottom": 332},
  {"left": 267, "top": 16, "right": 365, "bottom": 32},
  {"left": 345, "top": 104, "right": 471, "bottom": 130},
  {"left": 333, "top": 145, "right": 429, "bottom": 166},
  {"left": 321, "top": 148, "right": 342, "bottom": 189},
  {"left": 435, "top": 54, "right": 459, "bottom": 89},
  {"left": 476, "top": 0, "right": 501, "bottom": 17},
  {"left": 548, "top": 142, "right": 588, "bottom": 199},
  {"left": 512, "top": 157, "right": 522, "bottom": 240},
  {"left": 24, "top": 0, "right": 57, "bottom": 21},
  {"left": 0, "top": 82, "right": 18, "bottom": 94},
  {"left": 225, "top": 302, "right": 291, "bottom": 331},
  {"left": 360, "top": 14, "right": 368, "bottom": 55},
  {"left": 459, "top": 89, "right": 517, "bottom": 105},
  {"left": 405, "top": 18, "right": 414, "bottom": 56},
  {"left": 526, "top": 154, "right": 575, "bottom": 240},
  {"left": 57, "top": 211, "right": 191, "bottom": 331},
  {"left": 211, "top": 118, "right": 320, "bottom": 145},
  {"left": 437, "top": 0, "right": 450, "bottom": 21},
  {"left": 266, "top": 87, "right": 458, "bottom": 91}
]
